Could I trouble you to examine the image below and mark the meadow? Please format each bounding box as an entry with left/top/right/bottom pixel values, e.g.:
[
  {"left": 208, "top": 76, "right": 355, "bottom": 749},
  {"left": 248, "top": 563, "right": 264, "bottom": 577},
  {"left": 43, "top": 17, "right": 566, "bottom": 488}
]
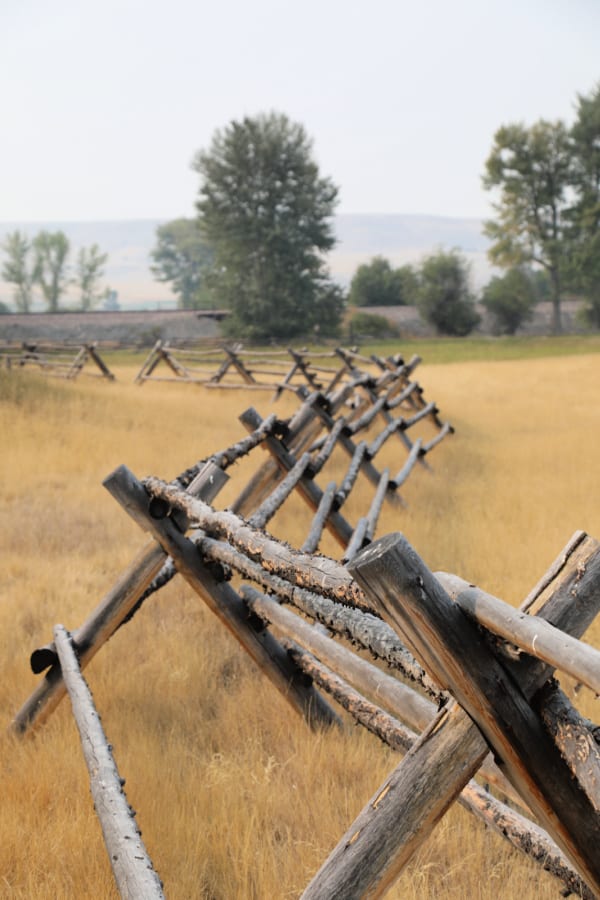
[{"left": 1, "top": 339, "right": 599, "bottom": 899}]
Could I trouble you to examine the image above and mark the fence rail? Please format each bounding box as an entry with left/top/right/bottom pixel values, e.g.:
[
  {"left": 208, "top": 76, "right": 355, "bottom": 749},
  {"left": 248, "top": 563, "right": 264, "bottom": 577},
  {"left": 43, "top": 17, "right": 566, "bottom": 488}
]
[{"left": 0, "top": 341, "right": 115, "bottom": 380}]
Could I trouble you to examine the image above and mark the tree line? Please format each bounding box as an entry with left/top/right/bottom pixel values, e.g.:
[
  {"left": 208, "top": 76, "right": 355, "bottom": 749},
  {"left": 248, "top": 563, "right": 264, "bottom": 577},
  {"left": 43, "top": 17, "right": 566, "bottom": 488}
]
[
  {"left": 4, "top": 84, "right": 598, "bottom": 336},
  {"left": 149, "top": 84, "right": 600, "bottom": 340},
  {"left": 1, "top": 230, "right": 109, "bottom": 313}
]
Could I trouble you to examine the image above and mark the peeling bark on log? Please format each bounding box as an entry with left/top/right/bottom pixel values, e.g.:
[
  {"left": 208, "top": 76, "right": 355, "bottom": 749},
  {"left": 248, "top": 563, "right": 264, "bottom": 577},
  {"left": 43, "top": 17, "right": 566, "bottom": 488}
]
[
  {"left": 195, "top": 535, "right": 441, "bottom": 699},
  {"left": 142, "top": 476, "right": 367, "bottom": 610},
  {"left": 537, "top": 680, "right": 600, "bottom": 813},
  {"left": 301, "top": 482, "right": 339, "bottom": 554},
  {"left": 348, "top": 533, "right": 600, "bottom": 896},
  {"left": 54, "top": 625, "right": 164, "bottom": 900},
  {"left": 247, "top": 452, "right": 313, "bottom": 530}
]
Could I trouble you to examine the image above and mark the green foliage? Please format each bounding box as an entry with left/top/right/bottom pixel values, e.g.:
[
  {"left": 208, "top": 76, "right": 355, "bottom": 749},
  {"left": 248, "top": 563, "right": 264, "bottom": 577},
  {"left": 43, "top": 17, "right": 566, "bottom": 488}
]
[
  {"left": 347, "top": 310, "right": 399, "bottom": 340},
  {"left": 0, "top": 300, "right": 10, "bottom": 314},
  {"left": 32, "top": 230, "right": 71, "bottom": 312},
  {"left": 150, "top": 218, "right": 214, "bottom": 309},
  {"left": 483, "top": 119, "right": 573, "bottom": 335},
  {"left": 481, "top": 268, "right": 538, "bottom": 335},
  {"left": 76, "top": 244, "right": 108, "bottom": 311},
  {"left": 567, "top": 84, "right": 600, "bottom": 326},
  {"left": 348, "top": 256, "right": 417, "bottom": 306},
  {"left": 1, "top": 230, "right": 34, "bottom": 312},
  {"left": 193, "top": 111, "right": 343, "bottom": 340},
  {"left": 416, "top": 250, "right": 480, "bottom": 336}
]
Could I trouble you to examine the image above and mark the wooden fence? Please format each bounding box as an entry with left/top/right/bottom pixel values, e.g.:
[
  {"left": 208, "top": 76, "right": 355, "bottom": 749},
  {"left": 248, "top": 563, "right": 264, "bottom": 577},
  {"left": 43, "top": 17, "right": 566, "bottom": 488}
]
[
  {"left": 10, "top": 354, "right": 600, "bottom": 899},
  {"left": 134, "top": 341, "right": 417, "bottom": 397},
  {"left": 0, "top": 341, "right": 115, "bottom": 380}
]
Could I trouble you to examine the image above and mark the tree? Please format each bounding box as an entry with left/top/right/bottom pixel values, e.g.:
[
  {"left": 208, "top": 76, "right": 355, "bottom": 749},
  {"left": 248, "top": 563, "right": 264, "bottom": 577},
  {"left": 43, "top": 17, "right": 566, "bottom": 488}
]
[
  {"left": 32, "top": 230, "right": 70, "bottom": 312},
  {"left": 2, "top": 230, "right": 34, "bottom": 312},
  {"left": 480, "top": 267, "right": 538, "bottom": 334},
  {"left": 150, "top": 218, "right": 214, "bottom": 309},
  {"left": 348, "top": 256, "right": 417, "bottom": 306},
  {"left": 193, "top": 111, "right": 343, "bottom": 340},
  {"left": 76, "top": 244, "right": 108, "bottom": 311},
  {"left": 568, "top": 84, "right": 600, "bottom": 327},
  {"left": 482, "top": 120, "right": 573, "bottom": 334},
  {"left": 416, "top": 249, "right": 480, "bottom": 336}
]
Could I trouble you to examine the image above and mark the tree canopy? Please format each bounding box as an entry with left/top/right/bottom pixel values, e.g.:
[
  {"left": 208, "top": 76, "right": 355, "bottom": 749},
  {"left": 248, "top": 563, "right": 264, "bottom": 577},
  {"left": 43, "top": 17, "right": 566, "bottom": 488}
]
[
  {"left": 2, "top": 231, "right": 34, "bottom": 312},
  {"left": 348, "top": 256, "right": 417, "bottom": 307},
  {"left": 32, "top": 230, "right": 71, "bottom": 312},
  {"left": 416, "top": 249, "right": 480, "bottom": 336},
  {"left": 193, "top": 112, "right": 343, "bottom": 340},
  {"left": 480, "top": 267, "right": 538, "bottom": 335},
  {"left": 150, "top": 218, "right": 214, "bottom": 309},
  {"left": 483, "top": 120, "right": 572, "bottom": 335},
  {"left": 76, "top": 244, "right": 108, "bottom": 311}
]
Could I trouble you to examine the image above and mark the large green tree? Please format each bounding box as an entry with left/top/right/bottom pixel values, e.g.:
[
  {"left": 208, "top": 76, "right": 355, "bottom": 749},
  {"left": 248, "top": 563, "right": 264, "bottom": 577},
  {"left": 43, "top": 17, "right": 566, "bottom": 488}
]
[
  {"left": 483, "top": 120, "right": 573, "bottom": 334},
  {"left": 150, "top": 218, "right": 214, "bottom": 309},
  {"left": 480, "top": 267, "right": 538, "bottom": 335},
  {"left": 416, "top": 249, "right": 480, "bottom": 336},
  {"left": 348, "top": 256, "right": 417, "bottom": 307},
  {"left": 32, "top": 230, "right": 70, "bottom": 312},
  {"left": 76, "top": 243, "right": 108, "bottom": 311},
  {"left": 568, "top": 84, "right": 600, "bottom": 326},
  {"left": 2, "top": 230, "right": 34, "bottom": 312},
  {"left": 193, "top": 112, "right": 343, "bottom": 340}
]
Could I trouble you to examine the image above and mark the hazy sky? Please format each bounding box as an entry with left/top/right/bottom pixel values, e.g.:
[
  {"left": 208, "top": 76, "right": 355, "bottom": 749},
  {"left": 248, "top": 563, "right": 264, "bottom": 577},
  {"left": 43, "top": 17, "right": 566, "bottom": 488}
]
[{"left": 2, "top": 0, "right": 599, "bottom": 223}]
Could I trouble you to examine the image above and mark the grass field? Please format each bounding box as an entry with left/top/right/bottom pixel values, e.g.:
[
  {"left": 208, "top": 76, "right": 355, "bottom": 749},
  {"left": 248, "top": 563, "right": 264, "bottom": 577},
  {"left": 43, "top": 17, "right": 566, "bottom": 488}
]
[{"left": 1, "top": 340, "right": 599, "bottom": 898}]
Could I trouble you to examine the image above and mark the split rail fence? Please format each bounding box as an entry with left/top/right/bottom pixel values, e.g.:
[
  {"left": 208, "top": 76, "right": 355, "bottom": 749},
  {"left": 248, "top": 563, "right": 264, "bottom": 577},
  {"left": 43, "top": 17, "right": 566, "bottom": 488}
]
[
  {"left": 134, "top": 340, "right": 412, "bottom": 398},
  {"left": 10, "top": 353, "right": 600, "bottom": 899},
  {"left": 0, "top": 341, "right": 115, "bottom": 380}
]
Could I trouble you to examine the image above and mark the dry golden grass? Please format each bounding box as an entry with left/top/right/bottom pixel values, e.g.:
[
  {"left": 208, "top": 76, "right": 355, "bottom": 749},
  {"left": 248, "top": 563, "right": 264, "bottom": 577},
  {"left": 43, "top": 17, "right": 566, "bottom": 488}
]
[{"left": 1, "top": 354, "right": 599, "bottom": 899}]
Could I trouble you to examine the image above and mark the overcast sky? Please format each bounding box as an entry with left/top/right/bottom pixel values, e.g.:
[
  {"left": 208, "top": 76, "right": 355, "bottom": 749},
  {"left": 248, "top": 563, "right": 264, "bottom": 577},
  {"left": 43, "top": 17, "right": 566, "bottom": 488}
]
[{"left": 2, "top": 0, "right": 599, "bottom": 223}]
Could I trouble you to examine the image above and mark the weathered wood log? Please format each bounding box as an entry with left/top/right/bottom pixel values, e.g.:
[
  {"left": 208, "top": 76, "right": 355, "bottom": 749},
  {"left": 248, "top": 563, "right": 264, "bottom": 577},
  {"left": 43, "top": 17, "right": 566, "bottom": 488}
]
[
  {"left": 175, "top": 413, "right": 281, "bottom": 487},
  {"left": 104, "top": 466, "right": 340, "bottom": 730},
  {"left": 537, "top": 680, "right": 600, "bottom": 812},
  {"left": 301, "top": 700, "right": 488, "bottom": 900},
  {"left": 365, "top": 469, "right": 391, "bottom": 541},
  {"left": 310, "top": 400, "right": 403, "bottom": 506},
  {"left": 195, "top": 535, "right": 441, "bottom": 699},
  {"left": 460, "top": 779, "right": 595, "bottom": 900},
  {"left": 54, "top": 625, "right": 164, "bottom": 899},
  {"left": 334, "top": 441, "right": 370, "bottom": 508},
  {"left": 230, "top": 395, "right": 325, "bottom": 517},
  {"left": 85, "top": 344, "right": 116, "bottom": 381},
  {"left": 348, "top": 533, "right": 600, "bottom": 895},
  {"left": 285, "top": 640, "right": 416, "bottom": 753},
  {"left": 247, "top": 452, "right": 313, "bottom": 530},
  {"left": 343, "top": 518, "right": 370, "bottom": 563},
  {"left": 437, "top": 572, "right": 600, "bottom": 695},
  {"left": 301, "top": 482, "right": 339, "bottom": 554},
  {"left": 241, "top": 586, "right": 436, "bottom": 734},
  {"left": 12, "top": 462, "right": 228, "bottom": 735},
  {"left": 390, "top": 438, "right": 422, "bottom": 489},
  {"left": 142, "top": 476, "right": 367, "bottom": 609}
]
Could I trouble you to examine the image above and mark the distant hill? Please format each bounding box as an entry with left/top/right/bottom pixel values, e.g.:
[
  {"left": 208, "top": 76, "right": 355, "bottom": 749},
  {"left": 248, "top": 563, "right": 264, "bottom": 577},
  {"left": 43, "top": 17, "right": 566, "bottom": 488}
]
[{"left": 0, "top": 214, "right": 492, "bottom": 310}]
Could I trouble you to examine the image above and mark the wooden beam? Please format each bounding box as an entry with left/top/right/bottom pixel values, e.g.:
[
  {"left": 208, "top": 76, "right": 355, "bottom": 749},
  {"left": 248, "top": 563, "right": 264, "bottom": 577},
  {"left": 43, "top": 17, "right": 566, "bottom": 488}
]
[
  {"left": 103, "top": 466, "right": 340, "bottom": 730},
  {"left": 347, "top": 533, "right": 600, "bottom": 895},
  {"left": 54, "top": 625, "right": 164, "bottom": 900}
]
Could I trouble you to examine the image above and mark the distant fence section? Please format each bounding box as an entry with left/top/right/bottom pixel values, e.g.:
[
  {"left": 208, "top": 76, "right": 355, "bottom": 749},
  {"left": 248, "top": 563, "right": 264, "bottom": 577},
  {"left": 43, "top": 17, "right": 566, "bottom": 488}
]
[
  {"left": 134, "top": 340, "right": 423, "bottom": 398},
  {"left": 0, "top": 341, "right": 115, "bottom": 380},
  {"left": 10, "top": 348, "right": 600, "bottom": 899}
]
